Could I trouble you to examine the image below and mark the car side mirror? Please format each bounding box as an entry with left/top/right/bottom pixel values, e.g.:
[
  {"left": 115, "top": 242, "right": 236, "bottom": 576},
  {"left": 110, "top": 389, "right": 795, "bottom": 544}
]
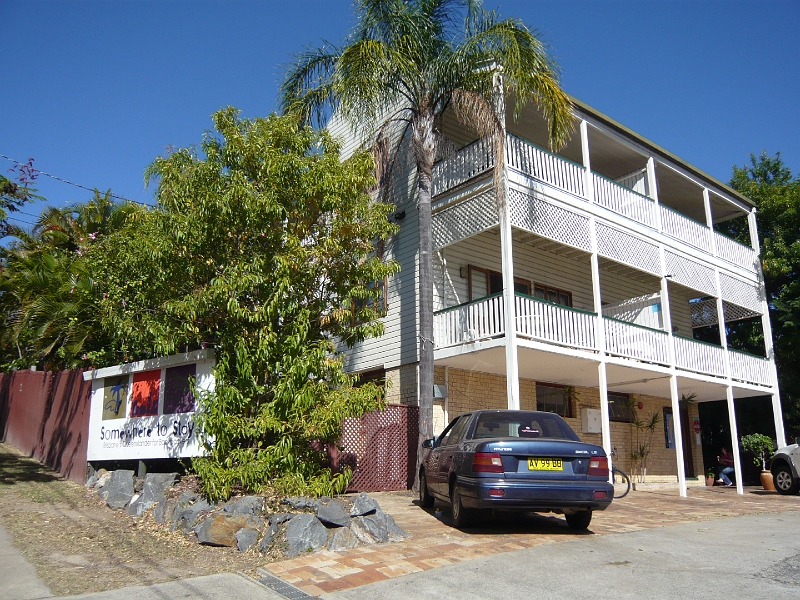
[{"left": 422, "top": 438, "right": 435, "bottom": 449}]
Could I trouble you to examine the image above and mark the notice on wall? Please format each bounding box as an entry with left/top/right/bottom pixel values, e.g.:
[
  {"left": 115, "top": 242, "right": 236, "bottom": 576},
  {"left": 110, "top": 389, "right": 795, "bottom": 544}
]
[{"left": 84, "top": 350, "right": 214, "bottom": 461}]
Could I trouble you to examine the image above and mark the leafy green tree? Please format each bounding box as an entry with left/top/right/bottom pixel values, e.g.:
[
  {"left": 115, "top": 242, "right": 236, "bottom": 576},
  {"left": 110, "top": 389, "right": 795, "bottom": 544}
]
[
  {"left": 0, "top": 190, "right": 139, "bottom": 370},
  {"left": 723, "top": 152, "right": 800, "bottom": 437},
  {"left": 97, "top": 109, "right": 398, "bottom": 499},
  {"left": 281, "top": 0, "right": 573, "bottom": 474}
]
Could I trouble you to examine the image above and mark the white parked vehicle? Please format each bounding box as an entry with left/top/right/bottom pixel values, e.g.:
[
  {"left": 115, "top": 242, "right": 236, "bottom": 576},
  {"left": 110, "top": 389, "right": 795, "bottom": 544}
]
[{"left": 771, "top": 441, "right": 800, "bottom": 495}]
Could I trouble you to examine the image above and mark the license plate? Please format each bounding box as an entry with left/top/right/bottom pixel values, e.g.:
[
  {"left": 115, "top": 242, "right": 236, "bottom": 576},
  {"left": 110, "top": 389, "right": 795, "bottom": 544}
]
[{"left": 528, "top": 458, "right": 563, "bottom": 471}]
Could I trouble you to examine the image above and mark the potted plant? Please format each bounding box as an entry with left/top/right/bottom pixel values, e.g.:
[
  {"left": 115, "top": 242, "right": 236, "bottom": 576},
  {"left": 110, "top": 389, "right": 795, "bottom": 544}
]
[
  {"left": 740, "top": 433, "right": 776, "bottom": 491},
  {"left": 706, "top": 468, "right": 716, "bottom": 487}
]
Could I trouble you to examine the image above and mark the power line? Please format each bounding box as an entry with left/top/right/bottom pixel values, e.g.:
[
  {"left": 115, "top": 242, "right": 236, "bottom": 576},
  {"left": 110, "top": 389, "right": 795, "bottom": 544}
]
[
  {"left": 5, "top": 215, "right": 37, "bottom": 226},
  {"left": 1, "top": 153, "right": 151, "bottom": 207}
]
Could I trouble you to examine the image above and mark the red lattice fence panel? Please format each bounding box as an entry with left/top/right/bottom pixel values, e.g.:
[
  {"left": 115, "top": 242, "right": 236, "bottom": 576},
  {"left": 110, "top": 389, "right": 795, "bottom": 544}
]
[{"left": 335, "top": 404, "right": 418, "bottom": 492}]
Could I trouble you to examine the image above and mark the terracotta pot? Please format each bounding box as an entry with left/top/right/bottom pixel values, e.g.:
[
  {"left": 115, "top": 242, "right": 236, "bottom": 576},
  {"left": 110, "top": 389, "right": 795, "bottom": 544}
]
[
  {"left": 761, "top": 471, "right": 775, "bottom": 491},
  {"left": 706, "top": 476, "right": 716, "bottom": 487}
]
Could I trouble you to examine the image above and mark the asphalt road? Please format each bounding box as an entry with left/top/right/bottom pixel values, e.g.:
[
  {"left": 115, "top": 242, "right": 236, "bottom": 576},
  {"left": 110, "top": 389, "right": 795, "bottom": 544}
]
[{"left": 323, "top": 510, "right": 800, "bottom": 600}]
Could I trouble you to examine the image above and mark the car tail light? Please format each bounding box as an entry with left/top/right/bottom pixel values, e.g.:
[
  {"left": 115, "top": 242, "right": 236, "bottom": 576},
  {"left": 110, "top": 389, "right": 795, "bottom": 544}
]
[
  {"left": 587, "top": 457, "right": 609, "bottom": 477},
  {"left": 473, "top": 452, "right": 504, "bottom": 473},
  {"left": 488, "top": 488, "right": 505, "bottom": 497},
  {"left": 593, "top": 491, "right": 608, "bottom": 499}
]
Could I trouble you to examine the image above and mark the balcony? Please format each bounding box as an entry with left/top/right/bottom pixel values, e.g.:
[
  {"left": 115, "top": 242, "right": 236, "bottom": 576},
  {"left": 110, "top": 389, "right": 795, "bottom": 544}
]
[
  {"left": 433, "top": 293, "right": 771, "bottom": 388},
  {"left": 431, "top": 134, "right": 758, "bottom": 274}
]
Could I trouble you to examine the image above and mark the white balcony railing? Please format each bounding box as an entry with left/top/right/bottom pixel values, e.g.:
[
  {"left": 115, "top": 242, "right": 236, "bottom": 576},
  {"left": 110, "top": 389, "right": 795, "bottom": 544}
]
[
  {"left": 592, "top": 173, "right": 658, "bottom": 229},
  {"left": 431, "top": 138, "right": 494, "bottom": 197},
  {"left": 660, "top": 205, "right": 713, "bottom": 253},
  {"left": 729, "top": 349, "right": 771, "bottom": 386},
  {"left": 514, "top": 294, "right": 596, "bottom": 350},
  {"left": 433, "top": 294, "right": 504, "bottom": 349},
  {"left": 506, "top": 135, "right": 585, "bottom": 197},
  {"left": 674, "top": 336, "right": 726, "bottom": 377},
  {"left": 714, "top": 231, "right": 758, "bottom": 271},
  {"left": 603, "top": 317, "right": 670, "bottom": 365}
]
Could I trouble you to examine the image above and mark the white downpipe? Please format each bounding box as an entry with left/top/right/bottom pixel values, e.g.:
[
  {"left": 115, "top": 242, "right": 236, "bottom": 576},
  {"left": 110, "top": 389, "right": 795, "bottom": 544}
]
[
  {"left": 647, "top": 157, "right": 662, "bottom": 232},
  {"left": 580, "top": 120, "right": 594, "bottom": 203}
]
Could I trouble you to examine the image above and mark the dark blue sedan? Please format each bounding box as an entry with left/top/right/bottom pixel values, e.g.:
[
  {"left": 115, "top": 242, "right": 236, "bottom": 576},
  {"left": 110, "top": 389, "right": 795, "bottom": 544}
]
[{"left": 419, "top": 410, "right": 613, "bottom": 529}]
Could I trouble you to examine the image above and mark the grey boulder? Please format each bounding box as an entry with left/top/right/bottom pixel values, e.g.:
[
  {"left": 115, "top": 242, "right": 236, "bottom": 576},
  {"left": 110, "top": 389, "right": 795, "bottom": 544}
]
[
  {"left": 100, "top": 470, "right": 135, "bottom": 509},
  {"left": 285, "top": 514, "right": 329, "bottom": 556},
  {"left": 350, "top": 492, "right": 379, "bottom": 516},
  {"left": 223, "top": 495, "right": 263, "bottom": 516},
  {"left": 316, "top": 500, "right": 350, "bottom": 527},
  {"left": 194, "top": 514, "right": 249, "bottom": 547},
  {"left": 328, "top": 526, "right": 360, "bottom": 551},
  {"left": 236, "top": 528, "right": 259, "bottom": 552}
]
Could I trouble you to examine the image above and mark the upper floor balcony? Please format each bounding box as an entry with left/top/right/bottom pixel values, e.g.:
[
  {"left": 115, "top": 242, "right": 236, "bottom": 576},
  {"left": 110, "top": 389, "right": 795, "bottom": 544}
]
[
  {"left": 431, "top": 132, "right": 758, "bottom": 276},
  {"left": 433, "top": 292, "right": 771, "bottom": 389}
]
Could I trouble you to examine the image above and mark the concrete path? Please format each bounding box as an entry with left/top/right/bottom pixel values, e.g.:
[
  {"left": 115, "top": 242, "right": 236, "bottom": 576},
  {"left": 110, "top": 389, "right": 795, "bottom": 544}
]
[
  {"left": 47, "top": 574, "right": 286, "bottom": 600},
  {"left": 0, "top": 522, "right": 52, "bottom": 600},
  {"left": 323, "top": 510, "right": 800, "bottom": 599}
]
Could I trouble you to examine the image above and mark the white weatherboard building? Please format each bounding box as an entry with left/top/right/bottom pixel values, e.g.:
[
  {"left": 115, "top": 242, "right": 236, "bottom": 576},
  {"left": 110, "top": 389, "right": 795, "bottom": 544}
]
[{"left": 333, "top": 96, "right": 785, "bottom": 497}]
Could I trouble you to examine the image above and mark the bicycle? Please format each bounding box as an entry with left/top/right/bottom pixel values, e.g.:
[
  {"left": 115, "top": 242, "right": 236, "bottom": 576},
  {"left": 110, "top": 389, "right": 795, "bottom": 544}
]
[{"left": 610, "top": 449, "right": 631, "bottom": 499}]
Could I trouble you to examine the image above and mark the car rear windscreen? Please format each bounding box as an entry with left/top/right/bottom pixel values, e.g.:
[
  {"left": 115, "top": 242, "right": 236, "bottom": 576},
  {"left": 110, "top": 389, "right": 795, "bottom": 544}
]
[{"left": 472, "top": 412, "right": 580, "bottom": 441}]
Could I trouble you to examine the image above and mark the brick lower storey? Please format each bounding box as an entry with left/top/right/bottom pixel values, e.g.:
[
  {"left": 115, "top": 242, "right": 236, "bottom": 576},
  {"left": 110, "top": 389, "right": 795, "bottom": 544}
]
[{"left": 382, "top": 364, "right": 706, "bottom": 481}]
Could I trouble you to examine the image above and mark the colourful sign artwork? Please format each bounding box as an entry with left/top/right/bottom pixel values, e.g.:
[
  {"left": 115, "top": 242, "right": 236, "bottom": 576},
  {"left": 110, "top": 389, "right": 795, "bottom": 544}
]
[
  {"left": 164, "top": 364, "right": 196, "bottom": 414},
  {"left": 102, "top": 376, "right": 129, "bottom": 420},
  {"left": 130, "top": 369, "right": 161, "bottom": 417}
]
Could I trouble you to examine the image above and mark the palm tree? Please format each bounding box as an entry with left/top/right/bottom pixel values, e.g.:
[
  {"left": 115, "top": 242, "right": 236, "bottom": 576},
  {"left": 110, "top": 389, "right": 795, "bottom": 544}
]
[{"left": 281, "top": 0, "right": 573, "bottom": 477}]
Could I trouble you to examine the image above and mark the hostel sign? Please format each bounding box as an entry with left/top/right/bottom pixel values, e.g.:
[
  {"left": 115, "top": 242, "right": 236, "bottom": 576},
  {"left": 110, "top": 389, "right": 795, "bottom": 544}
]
[{"left": 83, "top": 350, "right": 215, "bottom": 461}]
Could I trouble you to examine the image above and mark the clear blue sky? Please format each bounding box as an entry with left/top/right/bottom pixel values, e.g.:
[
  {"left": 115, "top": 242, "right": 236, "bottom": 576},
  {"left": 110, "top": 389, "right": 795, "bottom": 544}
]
[{"left": 2, "top": 0, "right": 798, "bottom": 224}]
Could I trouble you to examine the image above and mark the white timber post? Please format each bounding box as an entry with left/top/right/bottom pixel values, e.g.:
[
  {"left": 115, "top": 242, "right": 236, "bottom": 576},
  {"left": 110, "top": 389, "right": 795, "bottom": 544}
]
[
  {"left": 580, "top": 120, "right": 594, "bottom": 203},
  {"left": 647, "top": 157, "right": 662, "bottom": 232},
  {"left": 726, "top": 385, "right": 745, "bottom": 495},
  {"left": 703, "top": 188, "right": 717, "bottom": 257},
  {"left": 660, "top": 247, "right": 687, "bottom": 497},
  {"left": 749, "top": 209, "right": 786, "bottom": 448},
  {"left": 494, "top": 71, "right": 520, "bottom": 410}
]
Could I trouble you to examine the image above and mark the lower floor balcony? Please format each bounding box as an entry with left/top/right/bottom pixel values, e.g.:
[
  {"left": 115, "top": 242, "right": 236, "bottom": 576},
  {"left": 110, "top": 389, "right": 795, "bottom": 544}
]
[{"left": 433, "top": 293, "right": 772, "bottom": 391}]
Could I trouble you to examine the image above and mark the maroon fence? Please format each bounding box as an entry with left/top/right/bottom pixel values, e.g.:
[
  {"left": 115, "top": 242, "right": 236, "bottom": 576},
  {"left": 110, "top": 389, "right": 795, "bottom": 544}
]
[
  {"left": 0, "top": 369, "right": 92, "bottom": 484},
  {"left": 332, "top": 404, "right": 419, "bottom": 492}
]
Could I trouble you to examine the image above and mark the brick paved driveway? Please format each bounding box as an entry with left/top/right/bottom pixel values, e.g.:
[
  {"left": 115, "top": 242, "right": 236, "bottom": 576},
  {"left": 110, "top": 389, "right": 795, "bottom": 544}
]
[{"left": 264, "top": 486, "right": 800, "bottom": 596}]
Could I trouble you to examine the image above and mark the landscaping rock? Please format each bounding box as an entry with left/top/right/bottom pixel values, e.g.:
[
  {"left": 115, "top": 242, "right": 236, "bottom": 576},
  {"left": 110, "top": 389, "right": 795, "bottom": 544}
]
[
  {"left": 316, "top": 499, "right": 349, "bottom": 527},
  {"left": 382, "top": 510, "right": 410, "bottom": 541},
  {"left": 194, "top": 514, "right": 249, "bottom": 547},
  {"left": 328, "top": 526, "right": 360, "bottom": 551},
  {"left": 350, "top": 492, "right": 379, "bottom": 516},
  {"left": 100, "top": 470, "right": 135, "bottom": 509},
  {"left": 127, "top": 472, "right": 179, "bottom": 517},
  {"left": 93, "top": 470, "right": 112, "bottom": 491},
  {"left": 172, "top": 499, "right": 212, "bottom": 532},
  {"left": 236, "top": 528, "right": 259, "bottom": 552},
  {"left": 85, "top": 474, "right": 98, "bottom": 488},
  {"left": 223, "top": 495, "right": 263, "bottom": 516},
  {"left": 350, "top": 513, "right": 388, "bottom": 544},
  {"left": 153, "top": 498, "right": 178, "bottom": 524},
  {"left": 283, "top": 496, "right": 318, "bottom": 510},
  {"left": 285, "top": 514, "right": 329, "bottom": 556}
]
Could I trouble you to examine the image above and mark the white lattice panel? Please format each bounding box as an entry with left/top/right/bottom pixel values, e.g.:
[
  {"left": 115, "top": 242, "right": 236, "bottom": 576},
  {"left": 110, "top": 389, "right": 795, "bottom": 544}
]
[
  {"left": 719, "top": 273, "right": 762, "bottom": 314},
  {"left": 509, "top": 189, "right": 591, "bottom": 251},
  {"left": 596, "top": 223, "right": 661, "bottom": 275},
  {"left": 664, "top": 251, "right": 717, "bottom": 296},
  {"left": 690, "top": 299, "right": 761, "bottom": 328},
  {"left": 432, "top": 190, "right": 498, "bottom": 249},
  {"left": 714, "top": 232, "right": 758, "bottom": 273}
]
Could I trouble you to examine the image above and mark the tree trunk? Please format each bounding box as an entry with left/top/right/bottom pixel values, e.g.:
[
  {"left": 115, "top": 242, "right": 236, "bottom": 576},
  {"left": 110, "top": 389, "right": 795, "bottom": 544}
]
[{"left": 412, "top": 111, "right": 436, "bottom": 491}]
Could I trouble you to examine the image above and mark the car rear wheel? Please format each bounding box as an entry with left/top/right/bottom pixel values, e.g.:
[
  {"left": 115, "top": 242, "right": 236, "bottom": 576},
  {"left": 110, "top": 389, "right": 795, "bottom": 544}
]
[
  {"left": 450, "top": 485, "right": 474, "bottom": 528},
  {"left": 419, "top": 470, "right": 434, "bottom": 507},
  {"left": 773, "top": 464, "right": 800, "bottom": 495},
  {"left": 565, "top": 510, "right": 592, "bottom": 530}
]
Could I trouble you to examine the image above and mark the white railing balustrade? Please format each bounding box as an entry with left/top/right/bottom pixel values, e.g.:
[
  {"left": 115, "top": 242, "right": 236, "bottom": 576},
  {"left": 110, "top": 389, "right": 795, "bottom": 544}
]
[
  {"left": 506, "top": 135, "right": 585, "bottom": 197},
  {"left": 603, "top": 318, "right": 669, "bottom": 365},
  {"left": 514, "top": 294, "right": 596, "bottom": 350},
  {"left": 714, "top": 232, "right": 758, "bottom": 273},
  {"left": 728, "top": 350, "right": 772, "bottom": 386},
  {"left": 592, "top": 173, "right": 658, "bottom": 228},
  {"left": 431, "top": 138, "right": 494, "bottom": 196},
  {"left": 433, "top": 294, "right": 504, "bottom": 349},
  {"left": 660, "top": 206, "right": 713, "bottom": 253},
  {"left": 674, "top": 336, "right": 726, "bottom": 377}
]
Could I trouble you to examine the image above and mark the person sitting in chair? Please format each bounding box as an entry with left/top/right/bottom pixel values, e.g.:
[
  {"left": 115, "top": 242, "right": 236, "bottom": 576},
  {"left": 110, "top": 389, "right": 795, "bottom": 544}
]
[{"left": 716, "top": 446, "right": 735, "bottom": 487}]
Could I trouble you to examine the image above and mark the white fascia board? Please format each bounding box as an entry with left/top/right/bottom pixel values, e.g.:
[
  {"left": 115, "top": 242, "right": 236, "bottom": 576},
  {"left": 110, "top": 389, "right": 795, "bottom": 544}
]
[{"left": 82, "top": 349, "right": 215, "bottom": 381}]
